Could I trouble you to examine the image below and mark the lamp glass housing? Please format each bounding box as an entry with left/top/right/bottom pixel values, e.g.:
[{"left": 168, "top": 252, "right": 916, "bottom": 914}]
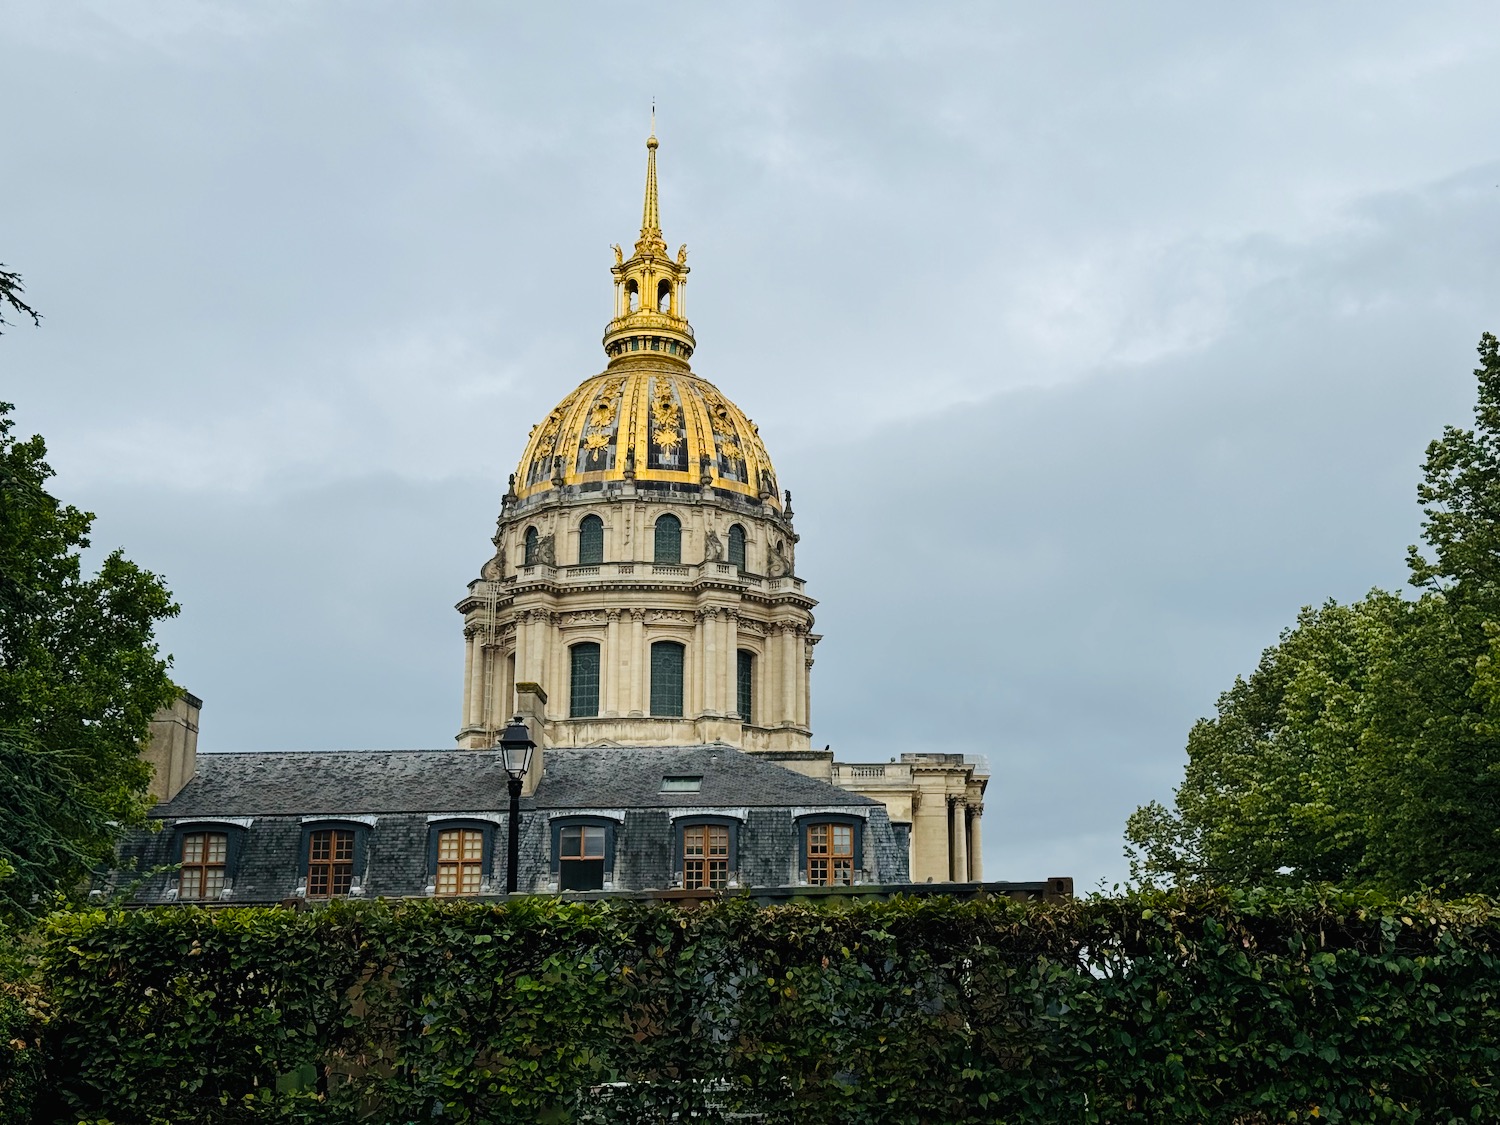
[{"left": 498, "top": 717, "right": 535, "bottom": 778}]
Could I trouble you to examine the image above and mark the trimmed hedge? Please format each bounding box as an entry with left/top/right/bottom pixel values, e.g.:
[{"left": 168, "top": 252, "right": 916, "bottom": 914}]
[{"left": 18, "top": 890, "right": 1500, "bottom": 1123}]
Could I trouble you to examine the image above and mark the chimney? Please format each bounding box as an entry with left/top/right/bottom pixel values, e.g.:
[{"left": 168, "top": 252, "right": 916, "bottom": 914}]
[
  {"left": 513, "top": 682, "right": 550, "bottom": 795},
  {"left": 142, "top": 691, "right": 202, "bottom": 804}
]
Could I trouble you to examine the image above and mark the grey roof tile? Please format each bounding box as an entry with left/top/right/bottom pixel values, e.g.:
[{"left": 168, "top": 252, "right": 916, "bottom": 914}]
[{"left": 155, "top": 744, "right": 876, "bottom": 820}]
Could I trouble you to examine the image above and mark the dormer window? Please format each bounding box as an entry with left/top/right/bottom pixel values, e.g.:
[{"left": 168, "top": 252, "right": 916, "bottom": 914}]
[
  {"left": 179, "top": 831, "right": 228, "bottom": 900},
  {"left": 308, "top": 829, "right": 355, "bottom": 898}
]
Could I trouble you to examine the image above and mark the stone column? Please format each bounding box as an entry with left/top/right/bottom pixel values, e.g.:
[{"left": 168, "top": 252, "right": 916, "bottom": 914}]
[
  {"left": 967, "top": 803, "right": 984, "bottom": 881},
  {"left": 604, "top": 610, "right": 621, "bottom": 716},
  {"left": 705, "top": 607, "right": 721, "bottom": 715},
  {"left": 950, "top": 796, "right": 969, "bottom": 883},
  {"left": 800, "top": 635, "right": 812, "bottom": 729},
  {"left": 461, "top": 628, "right": 476, "bottom": 729},
  {"left": 693, "top": 612, "right": 711, "bottom": 717},
  {"left": 544, "top": 612, "right": 561, "bottom": 710},
  {"left": 781, "top": 625, "right": 797, "bottom": 727},
  {"left": 629, "top": 609, "right": 645, "bottom": 716},
  {"left": 725, "top": 610, "right": 740, "bottom": 717},
  {"left": 466, "top": 628, "right": 485, "bottom": 729}
]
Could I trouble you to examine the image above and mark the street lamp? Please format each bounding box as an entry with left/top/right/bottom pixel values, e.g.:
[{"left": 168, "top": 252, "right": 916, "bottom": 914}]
[{"left": 497, "top": 715, "right": 535, "bottom": 895}]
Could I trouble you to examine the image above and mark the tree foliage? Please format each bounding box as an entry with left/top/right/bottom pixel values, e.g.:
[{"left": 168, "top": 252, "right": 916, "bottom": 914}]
[
  {"left": 0, "top": 265, "right": 40, "bottom": 334},
  {"left": 0, "top": 402, "right": 179, "bottom": 921},
  {"left": 19, "top": 892, "right": 1500, "bottom": 1124},
  {"left": 1128, "top": 334, "right": 1500, "bottom": 894}
]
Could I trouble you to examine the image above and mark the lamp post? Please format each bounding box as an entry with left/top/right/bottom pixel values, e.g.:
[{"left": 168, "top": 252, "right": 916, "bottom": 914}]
[{"left": 497, "top": 715, "right": 535, "bottom": 895}]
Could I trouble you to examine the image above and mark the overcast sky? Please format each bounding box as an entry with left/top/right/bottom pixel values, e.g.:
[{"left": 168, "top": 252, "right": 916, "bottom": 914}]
[{"left": 5, "top": 2, "right": 1500, "bottom": 888}]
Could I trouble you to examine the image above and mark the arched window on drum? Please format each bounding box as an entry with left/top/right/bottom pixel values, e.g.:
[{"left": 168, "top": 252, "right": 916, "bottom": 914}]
[
  {"left": 578, "top": 515, "right": 603, "bottom": 566},
  {"left": 654, "top": 514, "right": 681, "bottom": 564},
  {"left": 727, "top": 524, "right": 746, "bottom": 571},
  {"left": 523, "top": 527, "right": 539, "bottom": 567}
]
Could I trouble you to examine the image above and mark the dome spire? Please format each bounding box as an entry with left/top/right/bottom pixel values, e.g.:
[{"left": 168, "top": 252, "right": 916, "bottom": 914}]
[
  {"left": 636, "top": 107, "right": 666, "bottom": 259},
  {"left": 605, "top": 114, "right": 695, "bottom": 363}
]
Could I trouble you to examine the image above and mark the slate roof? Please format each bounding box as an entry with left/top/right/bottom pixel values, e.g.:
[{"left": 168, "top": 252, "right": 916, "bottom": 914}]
[
  {"left": 533, "top": 745, "right": 881, "bottom": 810},
  {"left": 153, "top": 744, "right": 879, "bottom": 820}
]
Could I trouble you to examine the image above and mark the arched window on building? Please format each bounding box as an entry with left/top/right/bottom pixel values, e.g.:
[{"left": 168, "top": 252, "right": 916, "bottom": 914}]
[
  {"left": 654, "top": 514, "right": 681, "bottom": 564},
  {"left": 523, "top": 526, "right": 539, "bottom": 566},
  {"left": 727, "top": 524, "right": 746, "bottom": 571},
  {"left": 657, "top": 279, "right": 672, "bottom": 313},
  {"left": 626, "top": 279, "right": 640, "bottom": 313},
  {"left": 570, "top": 642, "right": 600, "bottom": 718},
  {"left": 578, "top": 515, "right": 603, "bottom": 566},
  {"left": 736, "top": 649, "right": 754, "bottom": 723},
  {"left": 650, "top": 640, "right": 685, "bottom": 717}
]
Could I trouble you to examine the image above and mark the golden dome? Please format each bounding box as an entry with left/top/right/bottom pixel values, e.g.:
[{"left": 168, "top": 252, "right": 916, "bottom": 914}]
[
  {"left": 513, "top": 363, "right": 780, "bottom": 509},
  {"left": 510, "top": 127, "right": 780, "bottom": 511}
]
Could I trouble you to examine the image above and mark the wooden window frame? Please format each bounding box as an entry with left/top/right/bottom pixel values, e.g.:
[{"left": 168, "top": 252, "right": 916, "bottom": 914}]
[
  {"left": 806, "top": 822, "right": 856, "bottom": 887},
  {"left": 435, "top": 827, "right": 486, "bottom": 897},
  {"left": 558, "top": 822, "right": 609, "bottom": 892},
  {"left": 682, "top": 823, "right": 731, "bottom": 891},
  {"left": 179, "top": 830, "right": 229, "bottom": 901},
  {"left": 307, "top": 828, "right": 356, "bottom": 899}
]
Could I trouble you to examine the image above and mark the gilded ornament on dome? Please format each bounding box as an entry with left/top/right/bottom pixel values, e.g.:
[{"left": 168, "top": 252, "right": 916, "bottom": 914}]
[
  {"left": 651, "top": 387, "right": 680, "bottom": 430},
  {"left": 652, "top": 427, "right": 680, "bottom": 452},
  {"left": 584, "top": 430, "right": 612, "bottom": 452}
]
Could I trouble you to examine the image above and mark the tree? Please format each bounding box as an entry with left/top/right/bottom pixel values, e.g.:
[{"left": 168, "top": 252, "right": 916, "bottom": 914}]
[
  {"left": 0, "top": 402, "right": 179, "bottom": 920},
  {"left": 0, "top": 266, "right": 40, "bottom": 334},
  {"left": 1127, "top": 334, "right": 1500, "bottom": 894}
]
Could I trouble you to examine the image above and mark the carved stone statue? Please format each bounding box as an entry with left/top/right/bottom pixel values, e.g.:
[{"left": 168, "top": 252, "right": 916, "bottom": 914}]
[
  {"left": 676, "top": 244, "right": 688, "bottom": 265},
  {"left": 612, "top": 244, "right": 623, "bottom": 265},
  {"left": 537, "top": 534, "right": 556, "bottom": 567},
  {"left": 704, "top": 529, "right": 723, "bottom": 562},
  {"left": 768, "top": 539, "right": 788, "bottom": 578}
]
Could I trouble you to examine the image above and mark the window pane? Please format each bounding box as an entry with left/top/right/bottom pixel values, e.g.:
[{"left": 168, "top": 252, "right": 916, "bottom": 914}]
[
  {"left": 579, "top": 516, "right": 603, "bottom": 565},
  {"left": 462, "top": 830, "right": 484, "bottom": 860},
  {"left": 561, "top": 826, "right": 583, "bottom": 857},
  {"left": 570, "top": 643, "right": 600, "bottom": 718},
  {"left": 833, "top": 825, "right": 853, "bottom": 855},
  {"left": 524, "top": 527, "right": 539, "bottom": 566},
  {"left": 650, "top": 641, "right": 684, "bottom": 717},
  {"left": 560, "top": 858, "right": 604, "bottom": 892},
  {"left": 181, "top": 867, "right": 202, "bottom": 899},
  {"left": 728, "top": 525, "right": 746, "bottom": 570},
  {"left": 654, "top": 515, "right": 681, "bottom": 564},
  {"left": 183, "top": 835, "right": 204, "bottom": 864},
  {"left": 736, "top": 650, "right": 753, "bottom": 723},
  {"left": 582, "top": 826, "right": 606, "bottom": 858}
]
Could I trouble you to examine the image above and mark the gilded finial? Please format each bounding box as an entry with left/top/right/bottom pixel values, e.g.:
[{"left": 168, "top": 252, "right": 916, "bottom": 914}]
[{"left": 638, "top": 108, "right": 664, "bottom": 252}]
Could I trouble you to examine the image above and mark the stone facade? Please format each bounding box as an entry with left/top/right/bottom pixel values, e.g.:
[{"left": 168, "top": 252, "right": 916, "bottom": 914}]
[{"left": 451, "top": 126, "right": 987, "bottom": 884}]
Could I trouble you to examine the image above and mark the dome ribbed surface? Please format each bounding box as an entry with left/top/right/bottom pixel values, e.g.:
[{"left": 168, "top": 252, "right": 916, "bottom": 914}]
[{"left": 514, "top": 363, "right": 780, "bottom": 507}]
